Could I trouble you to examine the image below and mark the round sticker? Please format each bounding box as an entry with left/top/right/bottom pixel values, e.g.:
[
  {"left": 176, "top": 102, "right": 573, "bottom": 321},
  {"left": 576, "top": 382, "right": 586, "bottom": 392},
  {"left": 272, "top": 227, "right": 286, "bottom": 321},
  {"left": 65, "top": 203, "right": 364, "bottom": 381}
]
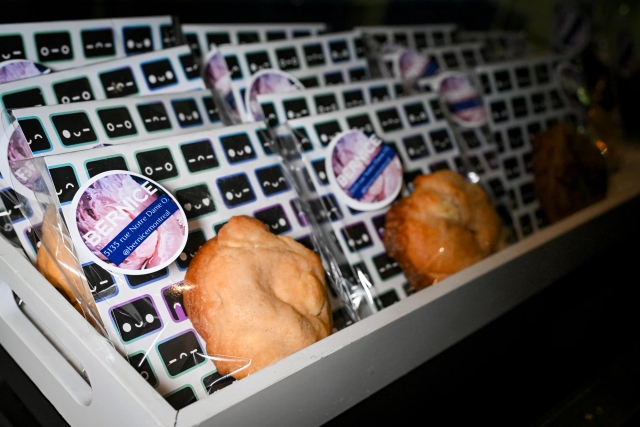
[
  {"left": 204, "top": 49, "right": 237, "bottom": 115},
  {"left": 398, "top": 49, "right": 439, "bottom": 80},
  {"left": 437, "top": 72, "right": 487, "bottom": 128},
  {"left": 325, "top": 129, "right": 403, "bottom": 211},
  {"left": 3, "top": 125, "right": 44, "bottom": 195},
  {"left": 552, "top": 2, "right": 590, "bottom": 56},
  {"left": 556, "top": 61, "right": 590, "bottom": 115},
  {"left": 245, "top": 69, "right": 304, "bottom": 122},
  {"left": 0, "top": 60, "right": 51, "bottom": 84},
  {"left": 69, "top": 171, "right": 188, "bottom": 275}
]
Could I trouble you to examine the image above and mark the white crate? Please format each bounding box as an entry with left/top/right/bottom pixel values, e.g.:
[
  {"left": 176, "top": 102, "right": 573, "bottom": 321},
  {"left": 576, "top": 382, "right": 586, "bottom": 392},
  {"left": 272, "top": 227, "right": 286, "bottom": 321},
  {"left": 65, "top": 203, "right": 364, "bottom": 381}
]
[{"left": 1, "top": 143, "right": 639, "bottom": 427}]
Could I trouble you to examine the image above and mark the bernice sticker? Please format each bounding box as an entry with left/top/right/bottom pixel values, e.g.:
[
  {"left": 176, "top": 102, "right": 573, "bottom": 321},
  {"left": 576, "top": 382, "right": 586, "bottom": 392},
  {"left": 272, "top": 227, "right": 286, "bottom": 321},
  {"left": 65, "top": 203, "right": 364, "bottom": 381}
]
[
  {"left": 69, "top": 171, "right": 188, "bottom": 275},
  {"left": 326, "top": 129, "right": 403, "bottom": 211},
  {"left": 437, "top": 72, "right": 487, "bottom": 128}
]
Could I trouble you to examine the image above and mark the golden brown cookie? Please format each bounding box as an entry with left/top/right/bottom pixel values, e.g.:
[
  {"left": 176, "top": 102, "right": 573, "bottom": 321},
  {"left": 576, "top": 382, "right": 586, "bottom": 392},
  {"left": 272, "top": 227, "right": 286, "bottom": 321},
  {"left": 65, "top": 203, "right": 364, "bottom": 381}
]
[
  {"left": 383, "top": 170, "right": 503, "bottom": 290},
  {"left": 183, "top": 216, "right": 332, "bottom": 380},
  {"left": 36, "top": 205, "right": 85, "bottom": 313}
]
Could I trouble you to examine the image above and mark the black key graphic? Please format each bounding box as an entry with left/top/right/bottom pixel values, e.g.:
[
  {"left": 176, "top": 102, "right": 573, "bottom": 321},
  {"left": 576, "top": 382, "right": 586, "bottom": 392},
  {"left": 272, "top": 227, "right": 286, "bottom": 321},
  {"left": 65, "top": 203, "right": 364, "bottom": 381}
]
[
  {"left": 217, "top": 173, "right": 256, "bottom": 208},
  {"left": 283, "top": 98, "right": 309, "bottom": 120},
  {"left": 304, "top": 43, "right": 325, "bottom": 66},
  {"left": 137, "top": 102, "right": 172, "bottom": 132},
  {"left": 110, "top": 296, "right": 162, "bottom": 343},
  {"left": 375, "top": 289, "right": 400, "bottom": 309},
  {"left": 86, "top": 156, "right": 129, "bottom": 177},
  {"left": 48, "top": 165, "right": 79, "bottom": 204},
  {"left": 128, "top": 352, "right": 158, "bottom": 388},
  {"left": 343, "top": 89, "right": 365, "bottom": 109},
  {"left": 255, "top": 164, "right": 290, "bottom": 196},
  {"left": 512, "top": 96, "right": 528, "bottom": 118},
  {"left": 18, "top": 118, "right": 51, "bottom": 153},
  {"left": 237, "top": 31, "right": 260, "bottom": 44},
  {"left": 314, "top": 120, "right": 342, "bottom": 146},
  {"left": 202, "top": 371, "right": 235, "bottom": 395},
  {"left": 82, "top": 262, "right": 117, "bottom": 301},
  {"left": 51, "top": 112, "right": 97, "bottom": 146},
  {"left": 175, "top": 184, "right": 217, "bottom": 220},
  {"left": 176, "top": 230, "right": 207, "bottom": 271},
  {"left": 136, "top": 148, "right": 178, "bottom": 181},
  {"left": 125, "top": 268, "right": 169, "bottom": 288},
  {"left": 224, "top": 55, "right": 243, "bottom": 79},
  {"left": 202, "top": 96, "right": 221, "bottom": 123},
  {"left": 171, "top": 99, "right": 203, "bottom": 128},
  {"left": 123, "top": 26, "right": 153, "bottom": 55},
  {"left": 314, "top": 93, "right": 338, "bottom": 114},
  {"left": 376, "top": 107, "right": 402, "bottom": 132},
  {"left": 403, "top": 134, "right": 429, "bottom": 160},
  {"left": 267, "top": 31, "right": 287, "bottom": 41},
  {"left": 324, "top": 71, "right": 344, "bottom": 85},
  {"left": 185, "top": 34, "right": 201, "bottom": 58},
  {"left": 404, "top": 102, "right": 429, "bottom": 126},
  {"left": 276, "top": 47, "right": 300, "bottom": 71},
  {"left": 165, "top": 386, "right": 197, "bottom": 410},
  {"left": 494, "top": 70, "right": 512, "bottom": 92},
  {"left": 373, "top": 253, "right": 402, "bottom": 280},
  {"left": 179, "top": 53, "right": 200, "bottom": 79},
  {"left": 3, "top": 88, "right": 45, "bottom": 109},
  {"left": 220, "top": 133, "right": 256, "bottom": 164},
  {"left": 370, "top": 86, "right": 390, "bottom": 103},
  {"left": 181, "top": 139, "right": 219, "bottom": 173},
  {"left": 341, "top": 222, "right": 373, "bottom": 252},
  {"left": 141, "top": 59, "right": 177, "bottom": 89},
  {"left": 207, "top": 32, "right": 231, "bottom": 49},
  {"left": 0, "top": 35, "right": 25, "bottom": 60},
  {"left": 97, "top": 107, "right": 137, "bottom": 138},
  {"left": 254, "top": 204, "right": 291, "bottom": 235},
  {"left": 157, "top": 330, "right": 206, "bottom": 377},
  {"left": 311, "top": 159, "right": 329, "bottom": 185},
  {"left": 245, "top": 51, "right": 271, "bottom": 74},
  {"left": 53, "top": 77, "right": 94, "bottom": 104},
  {"left": 329, "top": 40, "right": 350, "bottom": 63},
  {"left": 346, "top": 114, "right": 374, "bottom": 134},
  {"left": 515, "top": 66, "right": 532, "bottom": 88},
  {"left": 35, "top": 31, "right": 73, "bottom": 62},
  {"left": 100, "top": 67, "right": 139, "bottom": 98},
  {"left": 429, "top": 128, "right": 453, "bottom": 153},
  {"left": 81, "top": 29, "right": 115, "bottom": 58}
]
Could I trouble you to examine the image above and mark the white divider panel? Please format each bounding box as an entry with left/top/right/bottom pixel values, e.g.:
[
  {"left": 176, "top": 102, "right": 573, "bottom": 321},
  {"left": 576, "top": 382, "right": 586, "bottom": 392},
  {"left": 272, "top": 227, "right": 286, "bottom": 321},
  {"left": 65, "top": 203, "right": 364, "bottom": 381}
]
[
  {"left": 285, "top": 93, "right": 465, "bottom": 306},
  {"left": 0, "top": 16, "right": 179, "bottom": 70},
  {"left": 0, "top": 45, "right": 205, "bottom": 110},
  {"left": 383, "top": 42, "right": 487, "bottom": 85},
  {"left": 211, "top": 31, "right": 370, "bottom": 122},
  {"left": 476, "top": 55, "right": 577, "bottom": 240},
  {"left": 355, "top": 24, "right": 458, "bottom": 49},
  {"left": 182, "top": 23, "right": 327, "bottom": 60},
  {"left": 257, "top": 78, "right": 408, "bottom": 125},
  {"left": 11, "top": 89, "right": 223, "bottom": 158}
]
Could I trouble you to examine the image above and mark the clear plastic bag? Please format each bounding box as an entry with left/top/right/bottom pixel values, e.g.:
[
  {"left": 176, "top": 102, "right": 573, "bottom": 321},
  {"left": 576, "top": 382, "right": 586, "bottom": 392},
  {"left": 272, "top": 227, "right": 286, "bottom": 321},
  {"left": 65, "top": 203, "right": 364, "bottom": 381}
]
[{"left": 4, "top": 116, "right": 364, "bottom": 409}]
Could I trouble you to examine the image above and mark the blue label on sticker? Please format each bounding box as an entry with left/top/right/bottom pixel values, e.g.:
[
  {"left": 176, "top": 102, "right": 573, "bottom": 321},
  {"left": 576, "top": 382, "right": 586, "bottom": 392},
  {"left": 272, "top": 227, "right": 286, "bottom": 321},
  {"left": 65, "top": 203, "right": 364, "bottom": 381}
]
[
  {"left": 347, "top": 144, "right": 395, "bottom": 200},
  {"left": 447, "top": 96, "right": 483, "bottom": 113},
  {"left": 100, "top": 194, "right": 179, "bottom": 265}
]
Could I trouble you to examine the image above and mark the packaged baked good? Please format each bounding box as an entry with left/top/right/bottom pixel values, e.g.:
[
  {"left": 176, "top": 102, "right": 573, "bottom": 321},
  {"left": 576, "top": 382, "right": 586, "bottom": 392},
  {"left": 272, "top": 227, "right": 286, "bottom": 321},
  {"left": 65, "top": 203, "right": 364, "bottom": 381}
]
[
  {"left": 7, "top": 121, "right": 364, "bottom": 410},
  {"left": 530, "top": 122, "right": 608, "bottom": 223}
]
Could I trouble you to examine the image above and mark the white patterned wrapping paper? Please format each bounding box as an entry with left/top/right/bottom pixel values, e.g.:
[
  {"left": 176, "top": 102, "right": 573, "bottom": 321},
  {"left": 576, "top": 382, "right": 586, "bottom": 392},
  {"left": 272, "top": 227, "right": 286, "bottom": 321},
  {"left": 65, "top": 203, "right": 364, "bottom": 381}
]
[
  {"left": 210, "top": 31, "right": 370, "bottom": 122},
  {"left": 183, "top": 23, "right": 327, "bottom": 60},
  {"left": 284, "top": 93, "right": 465, "bottom": 304},
  {"left": 256, "top": 78, "right": 409, "bottom": 124},
  {"left": 0, "top": 45, "right": 204, "bottom": 110},
  {"left": 355, "top": 24, "right": 458, "bottom": 50},
  {"left": 382, "top": 42, "right": 487, "bottom": 86},
  {"left": 476, "top": 55, "right": 577, "bottom": 240},
  {"left": 0, "top": 16, "right": 179, "bottom": 71},
  {"left": 35, "top": 121, "right": 335, "bottom": 410}
]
